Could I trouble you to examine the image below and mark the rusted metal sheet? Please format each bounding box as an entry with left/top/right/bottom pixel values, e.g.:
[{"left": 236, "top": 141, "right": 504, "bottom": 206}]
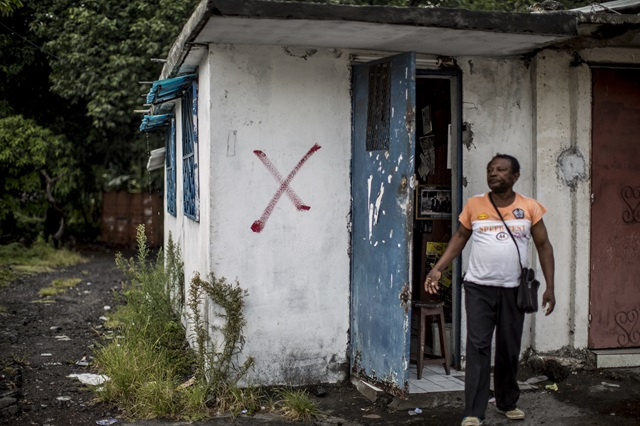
[
  {"left": 350, "top": 52, "right": 416, "bottom": 396},
  {"left": 589, "top": 67, "right": 640, "bottom": 349},
  {"left": 101, "top": 192, "right": 163, "bottom": 248}
]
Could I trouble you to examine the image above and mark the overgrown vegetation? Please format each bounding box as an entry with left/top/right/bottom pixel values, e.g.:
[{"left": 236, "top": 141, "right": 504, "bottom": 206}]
[
  {"left": 0, "top": 237, "right": 86, "bottom": 287},
  {"left": 93, "top": 226, "right": 320, "bottom": 421}
]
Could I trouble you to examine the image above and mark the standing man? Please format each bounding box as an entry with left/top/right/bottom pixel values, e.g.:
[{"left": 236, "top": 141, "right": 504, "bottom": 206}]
[{"left": 424, "top": 154, "right": 555, "bottom": 426}]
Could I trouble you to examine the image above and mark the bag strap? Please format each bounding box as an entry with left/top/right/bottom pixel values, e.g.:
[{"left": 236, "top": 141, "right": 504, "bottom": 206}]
[{"left": 488, "top": 192, "right": 523, "bottom": 269}]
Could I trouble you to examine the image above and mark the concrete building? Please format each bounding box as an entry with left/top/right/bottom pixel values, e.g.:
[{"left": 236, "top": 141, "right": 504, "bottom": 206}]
[{"left": 141, "top": 0, "right": 640, "bottom": 395}]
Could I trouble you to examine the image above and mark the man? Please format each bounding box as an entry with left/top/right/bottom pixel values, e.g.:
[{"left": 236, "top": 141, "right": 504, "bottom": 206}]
[{"left": 424, "top": 154, "right": 555, "bottom": 426}]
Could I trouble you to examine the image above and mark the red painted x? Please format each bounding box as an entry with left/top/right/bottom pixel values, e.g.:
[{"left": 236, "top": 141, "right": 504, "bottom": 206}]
[{"left": 251, "top": 143, "right": 321, "bottom": 233}]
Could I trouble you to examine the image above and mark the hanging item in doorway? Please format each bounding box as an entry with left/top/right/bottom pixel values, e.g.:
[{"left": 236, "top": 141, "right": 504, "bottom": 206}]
[
  {"left": 421, "top": 105, "right": 433, "bottom": 135},
  {"left": 418, "top": 135, "right": 435, "bottom": 180},
  {"left": 416, "top": 185, "right": 452, "bottom": 220}
]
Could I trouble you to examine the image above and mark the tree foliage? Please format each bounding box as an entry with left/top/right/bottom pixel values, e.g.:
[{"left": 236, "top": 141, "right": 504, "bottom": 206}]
[
  {"left": 0, "top": 0, "right": 22, "bottom": 17},
  {"left": 31, "top": 0, "right": 198, "bottom": 132},
  {"left": 0, "top": 115, "right": 78, "bottom": 241},
  {"left": 0, "top": 0, "right": 196, "bottom": 242}
]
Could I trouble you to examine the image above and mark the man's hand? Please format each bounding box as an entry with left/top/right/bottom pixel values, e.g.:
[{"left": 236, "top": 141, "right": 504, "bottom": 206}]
[
  {"left": 541, "top": 289, "right": 556, "bottom": 316},
  {"left": 424, "top": 269, "right": 442, "bottom": 295}
]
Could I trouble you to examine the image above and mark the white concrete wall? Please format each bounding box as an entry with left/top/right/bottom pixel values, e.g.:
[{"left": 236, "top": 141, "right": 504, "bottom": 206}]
[
  {"left": 457, "top": 57, "right": 537, "bottom": 358},
  {"left": 163, "top": 57, "right": 212, "bottom": 342},
  {"left": 204, "top": 44, "right": 352, "bottom": 385},
  {"left": 533, "top": 47, "right": 640, "bottom": 353},
  {"left": 532, "top": 49, "right": 589, "bottom": 352}
]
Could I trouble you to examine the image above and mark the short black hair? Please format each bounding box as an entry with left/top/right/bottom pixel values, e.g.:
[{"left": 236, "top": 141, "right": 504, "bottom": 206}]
[{"left": 489, "top": 153, "right": 520, "bottom": 174}]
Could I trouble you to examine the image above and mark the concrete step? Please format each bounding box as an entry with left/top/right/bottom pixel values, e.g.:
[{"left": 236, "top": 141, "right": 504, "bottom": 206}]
[{"left": 592, "top": 348, "right": 640, "bottom": 368}]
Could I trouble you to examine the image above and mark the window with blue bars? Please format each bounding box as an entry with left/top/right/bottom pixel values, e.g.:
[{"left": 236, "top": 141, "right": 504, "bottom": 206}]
[
  {"left": 165, "top": 118, "right": 177, "bottom": 216},
  {"left": 182, "top": 81, "right": 199, "bottom": 221}
]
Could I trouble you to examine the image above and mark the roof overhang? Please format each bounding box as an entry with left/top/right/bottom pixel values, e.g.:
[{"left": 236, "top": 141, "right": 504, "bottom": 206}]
[{"left": 161, "top": 0, "right": 640, "bottom": 78}]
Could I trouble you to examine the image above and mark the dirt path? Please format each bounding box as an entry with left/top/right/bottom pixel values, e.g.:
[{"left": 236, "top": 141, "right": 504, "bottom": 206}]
[
  {"left": 1, "top": 245, "right": 639, "bottom": 426},
  {"left": 0, "top": 246, "right": 125, "bottom": 425}
]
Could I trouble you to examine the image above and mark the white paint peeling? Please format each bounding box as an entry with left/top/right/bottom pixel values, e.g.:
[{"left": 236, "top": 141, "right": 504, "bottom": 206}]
[
  {"left": 367, "top": 175, "right": 373, "bottom": 241},
  {"left": 374, "top": 241, "right": 378, "bottom": 247},
  {"left": 389, "top": 229, "right": 393, "bottom": 239},
  {"left": 369, "top": 152, "right": 372, "bottom": 157},
  {"left": 391, "top": 107, "right": 395, "bottom": 118},
  {"left": 388, "top": 175, "right": 392, "bottom": 184},
  {"left": 405, "top": 88, "right": 408, "bottom": 100},
  {"left": 384, "top": 151, "right": 390, "bottom": 160},
  {"left": 397, "top": 154, "right": 403, "bottom": 166},
  {"left": 373, "top": 182, "right": 384, "bottom": 226}
]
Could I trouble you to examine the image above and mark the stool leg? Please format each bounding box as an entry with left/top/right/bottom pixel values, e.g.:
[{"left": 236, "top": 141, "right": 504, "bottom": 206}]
[
  {"left": 417, "top": 308, "right": 425, "bottom": 380},
  {"left": 437, "top": 310, "right": 450, "bottom": 375}
]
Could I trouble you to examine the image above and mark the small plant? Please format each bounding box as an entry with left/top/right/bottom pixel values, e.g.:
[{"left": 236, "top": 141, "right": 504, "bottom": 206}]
[
  {"left": 187, "top": 272, "right": 254, "bottom": 405},
  {"left": 276, "top": 388, "right": 320, "bottom": 421}
]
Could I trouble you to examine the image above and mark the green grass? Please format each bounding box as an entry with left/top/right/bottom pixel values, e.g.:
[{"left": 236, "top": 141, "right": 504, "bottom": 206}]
[
  {"left": 0, "top": 238, "right": 86, "bottom": 287},
  {"left": 52, "top": 277, "right": 82, "bottom": 288},
  {"left": 276, "top": 388, "right": 321, "bottom": 421},
  {"left": 38, "top": 277, "right": 83, "bottom": 298},
  {"left": 38, "top": 287, "right": 65, "bottom": 297}
]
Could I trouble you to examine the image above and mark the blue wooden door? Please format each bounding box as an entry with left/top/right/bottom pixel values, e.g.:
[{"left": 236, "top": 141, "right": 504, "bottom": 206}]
[{"left": 350, "top": 52, "right": 416, "bottom": 395}]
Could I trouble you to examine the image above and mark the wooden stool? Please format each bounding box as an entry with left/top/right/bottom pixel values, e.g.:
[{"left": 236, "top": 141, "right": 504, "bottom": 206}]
[{"left": 414, "top": 300, "right": 450, "bottom": 378}]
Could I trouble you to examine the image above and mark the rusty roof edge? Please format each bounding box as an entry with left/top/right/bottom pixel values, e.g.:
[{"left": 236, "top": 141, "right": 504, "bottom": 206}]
[
  {"left": 210, "top": 0, "right": 578, "bottom": 36},
  {"left": 161, "top": 0, "right": 220, "bottom": 79},
  {"left": 159, "top": 0, "right": 640, "bottom": 80}
]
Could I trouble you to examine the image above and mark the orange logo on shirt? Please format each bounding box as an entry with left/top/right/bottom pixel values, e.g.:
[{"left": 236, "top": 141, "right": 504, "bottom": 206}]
[{"left": 477, "top": 213, "right": 489, "bottom": 220}]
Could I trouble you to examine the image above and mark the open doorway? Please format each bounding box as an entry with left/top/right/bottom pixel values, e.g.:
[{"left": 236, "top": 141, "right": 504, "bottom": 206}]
[{"left": 409, "top": 72, "right": 464, "bottom": 393}]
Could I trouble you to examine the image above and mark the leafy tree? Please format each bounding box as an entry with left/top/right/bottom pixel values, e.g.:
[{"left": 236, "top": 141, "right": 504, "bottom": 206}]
[
  {"left": 0, "top": 0, "right": 22, "bottom": 17},
  {"left": 0, "top": 0, "right": 196, "bottom": 243},
  {"left": 0, "top": 115, "right": 78, "bottom": 243}
]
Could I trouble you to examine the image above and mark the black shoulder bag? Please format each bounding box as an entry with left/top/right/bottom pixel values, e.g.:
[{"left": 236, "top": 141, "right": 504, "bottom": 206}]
[{"left": 489, "top": 193, "right": 540, "bottom": 313}]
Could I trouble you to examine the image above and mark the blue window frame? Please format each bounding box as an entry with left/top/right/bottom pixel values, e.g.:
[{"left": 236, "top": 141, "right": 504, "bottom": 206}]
[
  {"left": 182, "top": 82, "right": 199, "bottom": 221},
  {"left": 165, "top": 118, "right": 177, "bottom": 216}
]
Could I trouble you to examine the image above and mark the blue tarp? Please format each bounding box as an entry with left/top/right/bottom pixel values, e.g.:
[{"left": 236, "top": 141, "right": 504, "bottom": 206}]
[
  {"left": 145, "top": 74, "right": 197, "bottom": 104},
  {"left": 139, "top": 113, "right": 174, "bottom": 132}
]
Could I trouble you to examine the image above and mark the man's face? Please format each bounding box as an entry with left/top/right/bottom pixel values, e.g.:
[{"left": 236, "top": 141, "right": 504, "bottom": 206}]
[{"left": 487, "top": 158, "right": 519, "bottom": 194}]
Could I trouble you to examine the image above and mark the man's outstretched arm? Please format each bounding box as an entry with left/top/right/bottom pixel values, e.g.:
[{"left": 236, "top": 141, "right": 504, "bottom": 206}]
[{"left": 424, "top": 225, "right": 472, "bottom": 295}]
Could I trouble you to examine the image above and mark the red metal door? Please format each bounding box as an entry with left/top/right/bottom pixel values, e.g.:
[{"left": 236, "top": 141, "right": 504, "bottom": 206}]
[{"left": 590, "top": 68, "right": 640, "bottom": 349}]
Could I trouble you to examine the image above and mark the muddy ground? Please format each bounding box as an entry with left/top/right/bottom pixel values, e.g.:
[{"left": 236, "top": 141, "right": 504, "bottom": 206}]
[{"left": 1, "top": 245, "right": 639, "bottom": 426}]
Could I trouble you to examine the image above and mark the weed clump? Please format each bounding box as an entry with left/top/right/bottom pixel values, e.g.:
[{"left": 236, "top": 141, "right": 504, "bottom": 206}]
[{"left": 93, "top": 225, "right": 319, "bottom": 422}]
